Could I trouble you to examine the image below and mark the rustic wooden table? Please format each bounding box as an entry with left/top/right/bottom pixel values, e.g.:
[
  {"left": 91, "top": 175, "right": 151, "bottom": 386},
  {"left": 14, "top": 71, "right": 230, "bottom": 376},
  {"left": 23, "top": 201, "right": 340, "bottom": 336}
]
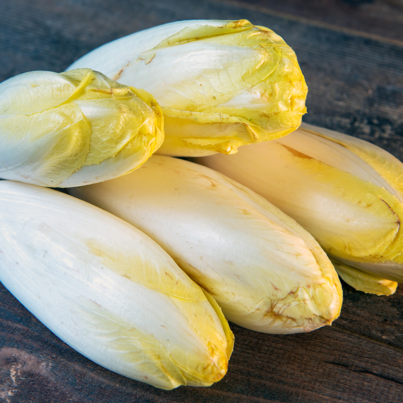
[{"left": 1, "top": 0, "right": 403, "bottom": 402}]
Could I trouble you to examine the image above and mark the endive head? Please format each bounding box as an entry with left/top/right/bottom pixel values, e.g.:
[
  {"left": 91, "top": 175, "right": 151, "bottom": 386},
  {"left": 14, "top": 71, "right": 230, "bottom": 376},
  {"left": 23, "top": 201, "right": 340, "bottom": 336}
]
[
  {"left": 0, "top": 181, "right": 233, "bottom": 389},
  {"left": 199, "top": 122, "right": 403, "bottom": 282},
  {"left": 68, "top": 19, "right": 308, "bottom": 156},
  {"left": 71, "top": 155, "right": 342, "bottom": 334},
  {"left": 0, "top": 68, "right": 163, "bottom": 187}
]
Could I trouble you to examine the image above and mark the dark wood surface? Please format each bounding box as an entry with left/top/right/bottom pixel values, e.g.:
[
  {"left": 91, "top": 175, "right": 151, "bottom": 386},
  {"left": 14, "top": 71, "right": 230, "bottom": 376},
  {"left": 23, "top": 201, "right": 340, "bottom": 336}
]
[{"left": 1, "top": 1, "right": 403, "bottom": 402}]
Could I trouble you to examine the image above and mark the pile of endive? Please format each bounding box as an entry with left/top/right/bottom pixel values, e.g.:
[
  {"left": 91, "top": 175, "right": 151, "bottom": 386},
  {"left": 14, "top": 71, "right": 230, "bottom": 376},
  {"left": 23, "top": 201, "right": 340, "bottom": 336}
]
[{"left": 0, "top": 19, "right": 400, "bottom": 390}]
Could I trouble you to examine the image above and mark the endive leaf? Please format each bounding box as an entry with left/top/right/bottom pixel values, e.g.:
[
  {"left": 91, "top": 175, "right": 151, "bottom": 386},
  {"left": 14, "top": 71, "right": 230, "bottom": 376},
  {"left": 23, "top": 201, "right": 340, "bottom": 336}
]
[
  {"left": 0, "top": 71, "right": 76, "bottom": 115},
  {"left": 332, "top": 259, "right": 397, "bottom": 296}
]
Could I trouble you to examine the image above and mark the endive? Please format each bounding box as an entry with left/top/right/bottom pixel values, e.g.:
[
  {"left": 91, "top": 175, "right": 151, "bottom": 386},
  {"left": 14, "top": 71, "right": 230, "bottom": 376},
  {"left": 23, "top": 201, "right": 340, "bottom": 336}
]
[
  {"left": 198, "top": 122, "right": 403, "bottom": 294},
  {"left": 0, "top": 181, "right": 233, "bottom": 390},
  {"left": 0, "top": 68, "right": 163, "bottom": 187},
  {"left": 71, "top": 156, "right": 342, "bottom": 334},
  {"left": 68, "top": 19, "right": 308, "bottom": 156}
]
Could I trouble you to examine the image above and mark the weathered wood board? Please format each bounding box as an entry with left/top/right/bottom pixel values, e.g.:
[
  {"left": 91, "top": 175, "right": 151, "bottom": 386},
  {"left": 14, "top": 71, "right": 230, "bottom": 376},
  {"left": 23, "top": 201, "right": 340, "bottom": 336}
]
[{"left": 1, "top": 0, "right": 403, "bottom": 401}]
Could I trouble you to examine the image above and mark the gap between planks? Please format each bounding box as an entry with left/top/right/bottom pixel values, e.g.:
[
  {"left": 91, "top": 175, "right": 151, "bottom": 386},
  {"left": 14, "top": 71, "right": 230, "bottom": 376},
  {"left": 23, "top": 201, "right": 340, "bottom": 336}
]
[{"left": 213, "top": 0, "right": 403, "bottom": 47}]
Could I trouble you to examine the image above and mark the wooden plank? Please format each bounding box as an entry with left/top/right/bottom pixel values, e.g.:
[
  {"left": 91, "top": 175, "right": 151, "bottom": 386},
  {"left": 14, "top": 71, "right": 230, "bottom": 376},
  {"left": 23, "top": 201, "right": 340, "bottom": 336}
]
[
  {"left": 1, "top": 283, "right": 403, "bottom": 402},
  {"left": 0, "top": 0, "right": 403, "bottom": 401},
  {"left": 219, "top": 0, "right": 403, "bottom": 45}
]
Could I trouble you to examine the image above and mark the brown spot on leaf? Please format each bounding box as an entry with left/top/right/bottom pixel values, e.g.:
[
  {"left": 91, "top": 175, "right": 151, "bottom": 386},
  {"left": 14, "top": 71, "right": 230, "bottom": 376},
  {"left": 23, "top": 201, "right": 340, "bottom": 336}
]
[
  {"left": 380, "top": 198, "right": 400, "bottom": 227},
  {"left": 281, "top": 144, "right": 313, "bottom": 160},
  {"left": 145, "top": 53, "right": 155, "bottom": 65},
  {"left": 113, "top": 62, "right": 130, "bottom": 81},
  {"left": 199, "top": 174, "right": 219, "bottom": 188}
]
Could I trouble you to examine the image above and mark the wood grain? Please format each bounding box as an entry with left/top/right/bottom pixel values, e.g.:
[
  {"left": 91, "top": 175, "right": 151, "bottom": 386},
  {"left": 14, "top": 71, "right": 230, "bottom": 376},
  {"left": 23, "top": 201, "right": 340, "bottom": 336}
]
[
  {"left": 219, "top": 0, "right": 403, "bottom": 44},
  {"left": 0, "top": 0, "right": 403, "bottom": 402},
  {"left": 2, "top": 283, "right": 403, "bottom": 403}
]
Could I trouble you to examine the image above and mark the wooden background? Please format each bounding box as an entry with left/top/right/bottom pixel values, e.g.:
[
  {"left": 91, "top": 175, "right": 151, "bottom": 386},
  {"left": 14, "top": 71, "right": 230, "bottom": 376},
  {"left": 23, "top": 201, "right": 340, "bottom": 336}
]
[{"left": 1, "top": 0, "right": 403, "bottom": 402}]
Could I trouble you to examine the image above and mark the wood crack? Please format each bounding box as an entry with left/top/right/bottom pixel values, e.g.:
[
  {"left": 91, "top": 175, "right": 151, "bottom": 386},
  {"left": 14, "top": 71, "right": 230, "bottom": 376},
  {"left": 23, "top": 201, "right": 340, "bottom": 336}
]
[
  {"left": 325, "top": 361, "right": 403, "bottom": 386},
  {"left": 332, "top": 324, "right": 403, "bottom": 353}
]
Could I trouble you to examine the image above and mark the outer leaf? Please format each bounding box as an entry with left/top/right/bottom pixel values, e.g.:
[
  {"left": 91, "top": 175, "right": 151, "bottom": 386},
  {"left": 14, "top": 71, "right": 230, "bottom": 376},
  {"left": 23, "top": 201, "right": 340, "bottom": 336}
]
[{"left": 332, "top": 259, "right": 397, "bottom": 296}]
